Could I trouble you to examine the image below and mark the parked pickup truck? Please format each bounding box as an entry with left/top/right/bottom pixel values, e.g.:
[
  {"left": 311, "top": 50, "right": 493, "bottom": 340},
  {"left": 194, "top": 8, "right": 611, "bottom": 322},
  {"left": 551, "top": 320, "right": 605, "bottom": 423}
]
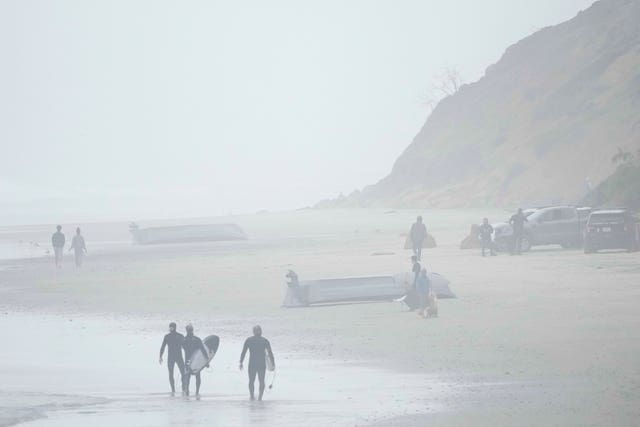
[{"left": 493, "top": 206, "right": 590, "bottom": 252}]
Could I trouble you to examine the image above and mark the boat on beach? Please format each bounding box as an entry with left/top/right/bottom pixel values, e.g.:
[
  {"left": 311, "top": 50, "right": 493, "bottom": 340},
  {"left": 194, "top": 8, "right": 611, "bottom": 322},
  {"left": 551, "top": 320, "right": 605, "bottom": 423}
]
[
  {"left": 282, "top": 271, "right": 455, "bottom": 308},
  {"left": 129, "top": 222, "right": 247, "bottom": 245}
]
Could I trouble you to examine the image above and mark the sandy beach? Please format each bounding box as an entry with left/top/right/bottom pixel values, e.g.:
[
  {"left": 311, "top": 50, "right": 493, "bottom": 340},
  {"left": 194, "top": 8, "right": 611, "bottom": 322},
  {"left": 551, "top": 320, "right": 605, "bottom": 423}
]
[{"left": 1, "top": 208, "right": 639, "bottom": 426}]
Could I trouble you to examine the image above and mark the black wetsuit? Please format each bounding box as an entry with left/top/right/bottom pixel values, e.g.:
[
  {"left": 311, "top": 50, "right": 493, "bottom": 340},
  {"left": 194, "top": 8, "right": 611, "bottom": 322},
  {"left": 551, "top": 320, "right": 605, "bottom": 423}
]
[
  {"left": 182, "top": 334, "right": 209, "bottom": 395},
  {"left": 160, "top": 331, "right": 185, "bottom": 393},
  {"left": 240, "top": 336, "right": 275, "bottom": 399}
]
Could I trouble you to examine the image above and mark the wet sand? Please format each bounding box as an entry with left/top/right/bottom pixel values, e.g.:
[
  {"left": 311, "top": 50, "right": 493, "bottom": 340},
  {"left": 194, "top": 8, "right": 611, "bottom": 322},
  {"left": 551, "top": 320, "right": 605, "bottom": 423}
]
[
  {"left": 1, "top": 209, "right": 639, "bottom": 425},
  {"left": 2, "top": 314, "right": 446, "bottom": 426}
]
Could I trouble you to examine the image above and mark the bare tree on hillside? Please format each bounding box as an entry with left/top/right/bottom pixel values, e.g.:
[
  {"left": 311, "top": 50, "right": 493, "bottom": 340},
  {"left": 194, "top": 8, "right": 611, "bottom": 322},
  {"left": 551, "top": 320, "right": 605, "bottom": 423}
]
[
  {"left": 434, "top": 67, "right": 463, "bottom": 96},
  {"left": 422, "top": 66, "right": 464, "bottom": 111}
]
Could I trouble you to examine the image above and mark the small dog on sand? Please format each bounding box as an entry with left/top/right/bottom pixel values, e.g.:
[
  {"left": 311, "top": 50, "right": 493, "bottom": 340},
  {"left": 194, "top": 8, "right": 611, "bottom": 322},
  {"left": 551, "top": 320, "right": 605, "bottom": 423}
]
[{"left": 425, "top": 291, "right": 438, "bottom": 318}]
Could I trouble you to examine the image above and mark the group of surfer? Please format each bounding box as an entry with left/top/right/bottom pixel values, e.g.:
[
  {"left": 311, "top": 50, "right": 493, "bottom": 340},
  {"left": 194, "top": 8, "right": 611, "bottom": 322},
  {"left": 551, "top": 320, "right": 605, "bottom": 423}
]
[
  {"left": 159, "top": 323, "right": 275, "bottom": 400},
  {"left": 51, "top": 225, "right": 87, "bottom": 268}
]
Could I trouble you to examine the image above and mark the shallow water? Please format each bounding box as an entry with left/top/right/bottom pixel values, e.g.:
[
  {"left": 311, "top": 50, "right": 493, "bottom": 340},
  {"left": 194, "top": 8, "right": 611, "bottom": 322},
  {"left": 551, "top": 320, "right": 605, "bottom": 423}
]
[{"left": 0, "top": 313, "right": 450, "bottom": 426}]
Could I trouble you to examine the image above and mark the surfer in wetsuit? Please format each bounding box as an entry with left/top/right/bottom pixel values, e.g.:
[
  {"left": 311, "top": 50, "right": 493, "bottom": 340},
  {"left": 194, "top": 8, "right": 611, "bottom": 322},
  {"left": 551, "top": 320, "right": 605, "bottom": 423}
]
[
  {"left": 239, "top": 325, "right": 275, "bottom": 401},
  {"left": 159, "top": 322, "right": 185, "bottom": 394},
  {"left": 182, "top": 324, "right": 210, "bottom": 396}
]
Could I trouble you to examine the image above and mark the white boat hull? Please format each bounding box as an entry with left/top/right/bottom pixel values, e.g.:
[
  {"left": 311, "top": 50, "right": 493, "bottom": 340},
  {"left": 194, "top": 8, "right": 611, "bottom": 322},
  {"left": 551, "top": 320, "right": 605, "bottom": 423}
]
[{"left": 130, "top": 223, "right": 247, "bottom": 245}]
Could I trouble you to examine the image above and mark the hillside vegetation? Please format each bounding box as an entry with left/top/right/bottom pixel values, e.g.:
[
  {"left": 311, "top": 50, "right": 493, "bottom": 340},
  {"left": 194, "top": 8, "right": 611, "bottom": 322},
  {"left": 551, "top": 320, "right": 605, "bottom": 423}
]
[{"left": 581, "top": 149, "right": 640, "bottom": 210}]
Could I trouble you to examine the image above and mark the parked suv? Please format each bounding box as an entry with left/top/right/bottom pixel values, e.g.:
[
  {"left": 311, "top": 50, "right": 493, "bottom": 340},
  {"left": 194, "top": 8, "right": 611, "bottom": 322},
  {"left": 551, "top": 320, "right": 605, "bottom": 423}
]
[
  {"left": 493, "top": 206, "right": 588, "bottom": 252},
  {"left": 584, "top": 209, "right": 640, "bottom": 253}
]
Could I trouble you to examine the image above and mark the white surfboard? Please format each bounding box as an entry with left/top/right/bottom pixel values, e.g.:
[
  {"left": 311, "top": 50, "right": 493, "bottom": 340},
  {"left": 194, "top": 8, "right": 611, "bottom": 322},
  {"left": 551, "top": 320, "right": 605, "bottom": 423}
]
[
  {"left": 188, "top": 335, "right": 220, "bottom": 374},
  {"left": 266, "top": 349, "right": 275, "bottom": 372}
]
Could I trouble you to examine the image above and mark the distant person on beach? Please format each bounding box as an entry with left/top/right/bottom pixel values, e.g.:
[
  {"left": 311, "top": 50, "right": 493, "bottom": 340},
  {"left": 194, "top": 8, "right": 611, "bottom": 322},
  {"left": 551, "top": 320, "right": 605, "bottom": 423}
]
[
  {"left": 285, "top": 270, "right": 299, "bottom": 287},
  {"left": 239, "top": 325, "right": 275, "bottom": 401},
  {"left": 182, "top": 324, "right": 210, "bottom": 397},
  {"left": 509, "top": 208, "right": 528, "bottom": 255},
  {"left": 411, "top": 255, "right": 421, "bottom": 288},
  {"left": 410, "top": 216, "right": 428, "bottom": 260},
  {"left": 51, "top": 225, "right": 65, "bottom": 268},
  {"left": 69, "top": 227, "right": 87, "bottom": 267},
  {"left": 479, "top": 218, "right": 496, "bottom": 257},
  {"left": 399, "top": 255, "right": 422, "bottom": 311},
  {"left": 416, "top": 268, "right": 431, "bottom": 317},
  {"left": 159, "top": 322, "right": 185, "bottom": 394}
]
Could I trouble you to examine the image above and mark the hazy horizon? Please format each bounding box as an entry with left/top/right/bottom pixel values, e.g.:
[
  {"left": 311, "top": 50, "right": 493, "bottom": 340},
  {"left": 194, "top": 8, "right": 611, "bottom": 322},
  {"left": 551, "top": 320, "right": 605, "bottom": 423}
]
[{"left": 1, "top": 0, "right": 594, "bottom": 224}]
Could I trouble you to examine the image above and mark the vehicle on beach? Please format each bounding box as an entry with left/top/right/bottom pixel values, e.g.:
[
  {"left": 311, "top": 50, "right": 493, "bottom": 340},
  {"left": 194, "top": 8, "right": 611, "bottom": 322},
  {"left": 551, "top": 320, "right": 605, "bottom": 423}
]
[
  {"left": 493, "top": 206, "right": 589, "bottom": 252},
  {"left": 129, "top": 222, "right": 247, "bottom": 245},
  {"left": 584, "top": 209, "right": 640, "bottom": 253}
]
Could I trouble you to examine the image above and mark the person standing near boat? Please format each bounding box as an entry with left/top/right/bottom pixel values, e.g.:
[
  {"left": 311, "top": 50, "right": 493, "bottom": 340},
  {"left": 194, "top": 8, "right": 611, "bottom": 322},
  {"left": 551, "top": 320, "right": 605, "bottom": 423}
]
[
  {"left": 416, "top": 268, "right": 431, "bottom": 317},
  {"left": 51, "top": 225, "right": 65, "bottom": 268},
  {"left": 399, "top": 255, "right": 422, "bottom": 311},
  {"left": 411, "top": 255, "right": 422, "bottom": 288},
  {"left": 69, "top": 227, "right": 87, "bottom": 267}
]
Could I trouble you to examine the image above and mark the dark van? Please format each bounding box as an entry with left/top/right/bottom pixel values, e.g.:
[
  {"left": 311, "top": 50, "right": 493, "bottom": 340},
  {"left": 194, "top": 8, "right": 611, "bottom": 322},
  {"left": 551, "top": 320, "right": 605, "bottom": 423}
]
[{"left": 584, "top": 209, "right": 640, "bottom": 253}]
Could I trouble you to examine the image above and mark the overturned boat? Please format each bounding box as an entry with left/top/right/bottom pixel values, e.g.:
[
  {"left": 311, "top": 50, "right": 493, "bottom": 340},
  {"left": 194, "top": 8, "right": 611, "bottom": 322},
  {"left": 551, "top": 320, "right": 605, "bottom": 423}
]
[
  {"left": 129, "top": 222, "right": 247, "bottom": 245},
  {"left": 282, "top": 270, "right": 455, "bottom": 308}
]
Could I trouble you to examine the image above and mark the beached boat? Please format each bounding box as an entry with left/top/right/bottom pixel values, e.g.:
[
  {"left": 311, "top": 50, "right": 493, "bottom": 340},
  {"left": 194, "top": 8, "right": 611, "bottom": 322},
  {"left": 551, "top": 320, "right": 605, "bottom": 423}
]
[
  {"left": 282, "top": 271, "right": 455, "bottom": 308},
  {"left": 129, "top": 223, "right": 247, "bottom": 245}
]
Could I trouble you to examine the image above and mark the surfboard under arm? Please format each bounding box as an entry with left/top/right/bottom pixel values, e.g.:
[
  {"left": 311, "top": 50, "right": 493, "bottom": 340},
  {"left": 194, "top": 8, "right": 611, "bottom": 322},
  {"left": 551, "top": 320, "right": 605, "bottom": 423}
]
[{"left": 266, "top": 349, "right": 275, "bottom": 372}]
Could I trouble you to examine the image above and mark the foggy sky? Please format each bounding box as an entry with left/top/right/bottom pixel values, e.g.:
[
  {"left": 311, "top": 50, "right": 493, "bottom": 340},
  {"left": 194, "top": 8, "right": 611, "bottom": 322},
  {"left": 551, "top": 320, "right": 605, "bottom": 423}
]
[{"left": 0, "top": 0, "right": 594, "bottom": 223}]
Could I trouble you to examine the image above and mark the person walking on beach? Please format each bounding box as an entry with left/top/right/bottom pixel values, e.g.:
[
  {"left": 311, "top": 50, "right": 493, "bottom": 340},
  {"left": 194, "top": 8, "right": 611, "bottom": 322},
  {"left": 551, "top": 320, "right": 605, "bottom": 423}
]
[
  {"left": 182, "top": 324, "right": 209, "bottom": 397},
  {"left": 479, "top": 218, "right": 496, "bottom": 257},
  {"left": 410, "top": 216, "right": 428, "bottom": 260},
  {"left": 69, "top": 227, "right": 87, "bottom": 267},
  {"left": 51, "top": 225, "right": 66, "bottom": 268},
  {"left": 239, "top": 325, "right": 275, "bottom": 401},
  {"left": 509, "top": 208, "right": 528, "bottom": 255},
  {"left": 159, "top": 322, "right": 185, "bottom": 394},
  {"left": 416, "top": 268, "right": 431, "bottom": 317}
]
